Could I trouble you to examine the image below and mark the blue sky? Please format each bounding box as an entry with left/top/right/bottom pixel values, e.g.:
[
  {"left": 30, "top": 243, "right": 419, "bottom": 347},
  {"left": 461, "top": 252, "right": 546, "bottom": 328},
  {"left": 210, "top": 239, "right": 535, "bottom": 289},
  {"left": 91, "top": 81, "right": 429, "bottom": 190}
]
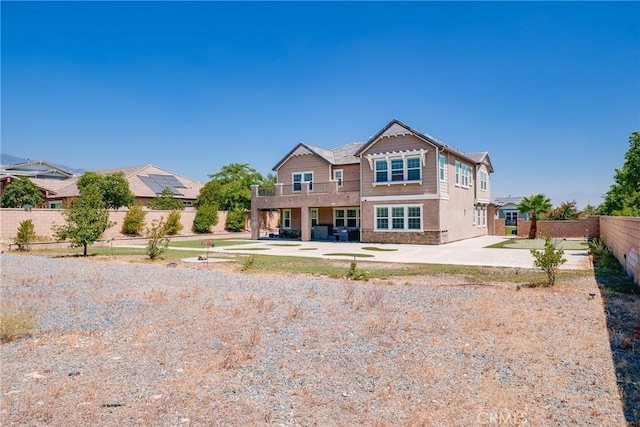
[{"left": 2, "top": 1, "right": 639, "bottom": 208}]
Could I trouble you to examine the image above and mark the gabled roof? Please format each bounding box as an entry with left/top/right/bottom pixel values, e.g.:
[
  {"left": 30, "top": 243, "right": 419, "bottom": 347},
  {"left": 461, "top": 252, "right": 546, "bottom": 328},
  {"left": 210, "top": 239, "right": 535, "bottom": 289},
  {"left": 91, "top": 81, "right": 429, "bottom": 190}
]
[
  {"left": 0, "top": 160, "right": 75, "bottom": 179},
  {"left": 355, "top": 119, "right": 493, "bottom": 169},
  {"left": 51, "top": 164, "right": 204, "bottom": 200},
  {"left": 355, "top": 119, "right": 446, "bottom": 156},
  {"left": 492, "top": 196, "right": 524, "bottom": 207},
  {"left": 465, "top": 151, "right": 494, "bottom": 173},
  {"left": 273, "top": 142, "right": 363, "bottom": 171}
]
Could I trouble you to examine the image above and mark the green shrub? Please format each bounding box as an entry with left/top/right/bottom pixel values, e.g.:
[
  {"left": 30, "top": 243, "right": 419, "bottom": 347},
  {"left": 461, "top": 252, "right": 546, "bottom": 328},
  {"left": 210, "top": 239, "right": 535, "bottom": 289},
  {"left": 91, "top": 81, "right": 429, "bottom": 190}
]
[
  {"left": 346, "top": 259, "right": 369, "bottom": 281},
  {"left": 0, "top": 307, "right": 37, "bottom": 343},
  {"left": 240, "top": 255, "right": 256, "bottom": 272},
  {"left": 530, "top": 237, "right": 567, "bottom": 286},
  {"left": 146, "top": 217, "right": 169, "bottom": 260},
  {"left": 121, "top": 204, "right": 146, "bottom": 235},
  {"left": 164, "top": 210, "right": 184, "bottom": 235},
  {"left": 225, "top": 207, "right": 246, "bottom": 232},
  {"left": 193, "top": 203, "right": 219, "bottom": 233},
  {"left": 15, "top": 219, "right": 37, "bottom": 251}
]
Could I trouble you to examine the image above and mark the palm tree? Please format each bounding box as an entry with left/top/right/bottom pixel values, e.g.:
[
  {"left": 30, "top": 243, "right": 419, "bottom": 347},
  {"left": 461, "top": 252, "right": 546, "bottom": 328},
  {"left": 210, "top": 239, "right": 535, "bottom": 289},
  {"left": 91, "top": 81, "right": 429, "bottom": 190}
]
[{"left": 517, "top": 194, "right": 552, "bottom": 239}]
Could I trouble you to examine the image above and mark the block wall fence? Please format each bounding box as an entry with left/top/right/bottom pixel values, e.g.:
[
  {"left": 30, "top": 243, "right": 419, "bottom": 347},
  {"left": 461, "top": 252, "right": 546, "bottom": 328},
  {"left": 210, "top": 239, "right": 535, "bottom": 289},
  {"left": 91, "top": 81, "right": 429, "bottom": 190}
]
[
  {"left": 0, "top": 208, "right": 279, "bottom": 243},
  {"left": 515, "top": 217, "right": 600, "bottom": 239},
  {"left": 599, "top": 216, "right": 640, "bottom": 284}
]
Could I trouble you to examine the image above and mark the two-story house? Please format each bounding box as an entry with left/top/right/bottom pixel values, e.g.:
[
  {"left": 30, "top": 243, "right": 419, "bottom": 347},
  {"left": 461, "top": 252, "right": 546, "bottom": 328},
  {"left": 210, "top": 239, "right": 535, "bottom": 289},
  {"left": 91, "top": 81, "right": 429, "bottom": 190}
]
[{"left": 250, "top": 119, "right": 493, "bottom": 245}]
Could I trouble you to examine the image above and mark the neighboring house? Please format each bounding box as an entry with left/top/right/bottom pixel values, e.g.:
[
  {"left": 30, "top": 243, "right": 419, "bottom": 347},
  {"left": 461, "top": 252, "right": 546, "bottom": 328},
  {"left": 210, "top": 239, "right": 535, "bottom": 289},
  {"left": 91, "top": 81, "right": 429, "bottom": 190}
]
[
  {"left": 48, "top": 165, "right": 204, "bottom": 208},
  {"left": 0, "top": 160, "right": 75, "bottom": 180},
  {"left": 251, "top": 119, "right": 494, "bottom": 244},
  {"left": 0, "top": 161, "right": 77, "bottom": 208},
  {"left": 493, "top": 196, "right": 530, "bottom": 228}
]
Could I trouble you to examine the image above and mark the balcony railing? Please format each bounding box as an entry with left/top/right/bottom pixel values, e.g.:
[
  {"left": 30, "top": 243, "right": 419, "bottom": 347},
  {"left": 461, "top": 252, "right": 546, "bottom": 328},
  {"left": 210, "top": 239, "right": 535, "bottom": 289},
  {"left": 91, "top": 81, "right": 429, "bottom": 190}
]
[{"left": 256, "top": 180, "right": 360, "bottom": 197}]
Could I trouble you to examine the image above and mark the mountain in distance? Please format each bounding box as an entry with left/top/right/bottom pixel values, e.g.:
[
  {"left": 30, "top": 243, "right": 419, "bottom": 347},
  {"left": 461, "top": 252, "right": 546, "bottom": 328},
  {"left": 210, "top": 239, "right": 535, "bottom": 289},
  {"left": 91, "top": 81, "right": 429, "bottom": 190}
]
[{"left": 0, "top": 152, "right": 85, "bottom": 174}]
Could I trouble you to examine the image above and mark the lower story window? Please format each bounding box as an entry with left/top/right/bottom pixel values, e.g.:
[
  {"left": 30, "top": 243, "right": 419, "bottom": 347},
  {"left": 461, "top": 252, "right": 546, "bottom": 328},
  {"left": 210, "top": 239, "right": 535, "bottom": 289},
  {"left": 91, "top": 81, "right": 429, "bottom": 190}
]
[
  {"left": 282, "top": 209, "right": 291, "bottom": 229},
  {"left": 334, "top": 208, "right": 360, "bottom": 228},
  {"left": 375, "top": 205, "right": 422, "bottom": 231}
]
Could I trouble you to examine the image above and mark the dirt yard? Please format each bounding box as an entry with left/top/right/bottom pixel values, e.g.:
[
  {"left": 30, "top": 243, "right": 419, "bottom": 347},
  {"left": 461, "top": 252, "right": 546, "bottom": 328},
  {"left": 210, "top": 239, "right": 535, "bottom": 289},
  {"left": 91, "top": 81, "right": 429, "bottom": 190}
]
[{"left": 0, "top": 253, "right": 628, "bottom": 426}]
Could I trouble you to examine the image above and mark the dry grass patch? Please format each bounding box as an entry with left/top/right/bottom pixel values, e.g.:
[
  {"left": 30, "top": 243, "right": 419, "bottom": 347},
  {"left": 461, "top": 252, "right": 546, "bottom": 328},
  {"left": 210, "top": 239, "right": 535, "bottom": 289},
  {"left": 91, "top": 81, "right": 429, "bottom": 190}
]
[
  {"left": 0, "top": 307, "right": 37, "bottom": 343},
  {"left": 0, "top": 254, "right": 627, "bottom": 426}
]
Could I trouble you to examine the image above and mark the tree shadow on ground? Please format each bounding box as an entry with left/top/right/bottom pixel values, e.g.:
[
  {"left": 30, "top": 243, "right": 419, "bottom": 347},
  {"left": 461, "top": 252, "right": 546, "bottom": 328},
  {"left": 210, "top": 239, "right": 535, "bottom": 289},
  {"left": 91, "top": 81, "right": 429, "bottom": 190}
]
[{"left": 593, "top": 252, "right": 640, "bottom": 426}]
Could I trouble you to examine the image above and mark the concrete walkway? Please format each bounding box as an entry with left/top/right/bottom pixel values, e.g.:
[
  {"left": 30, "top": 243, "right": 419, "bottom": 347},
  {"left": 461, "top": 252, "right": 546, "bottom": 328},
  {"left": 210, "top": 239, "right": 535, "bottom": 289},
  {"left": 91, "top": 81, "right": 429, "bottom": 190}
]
[{"left": 165, "top": 235, "right": 591, "bottom": 270}]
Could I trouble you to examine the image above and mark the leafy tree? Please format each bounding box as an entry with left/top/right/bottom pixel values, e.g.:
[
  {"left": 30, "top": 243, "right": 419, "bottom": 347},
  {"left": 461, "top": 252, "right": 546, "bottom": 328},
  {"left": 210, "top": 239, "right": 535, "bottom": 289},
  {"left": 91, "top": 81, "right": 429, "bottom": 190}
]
[
  {"left": 148, "top": 187, "right": 185, "bottom": 211},
  {"left": 77, "top": 171, "right": 134, "bottom": 209},
  {"left": 545, "top": 200, "right": 580, "bottom": 220},
  {"left": 164, "top": 210, "right": 184, "bottom": 235},
  {"left": 225, "top": 206, "right": 246, "bottom": 232},
  {"left": 197, "top": 163, "right": 267, "bottom": 210},
  {"left": 193, "top": 203, "right": 219, "bottom": 233},
  {"left": 53, "top": 185, "right": 114, "bottom": 256},
  {"left": 0, "top": 177, "right": 45, "bottom": 208},
  {"left": 121, "top": 204, "right": 146, "bottom": 235},
  {"left": 530, "top": 237, "right": 567, "bottom": 286},
  {"left": 145, "top": 217, "right": 170, "bottom": 260},
  {"left": 15, "top": 219, "right": 37, "bottom": 251},
  {"left": 601, "top": 131, "right": 640, "bottom": 216},
  {"left": 581, "top": 204, "right": 601, "bottom": 217},
  {"left": 517, "top": 194, "right": 552, "bottom": 239}
]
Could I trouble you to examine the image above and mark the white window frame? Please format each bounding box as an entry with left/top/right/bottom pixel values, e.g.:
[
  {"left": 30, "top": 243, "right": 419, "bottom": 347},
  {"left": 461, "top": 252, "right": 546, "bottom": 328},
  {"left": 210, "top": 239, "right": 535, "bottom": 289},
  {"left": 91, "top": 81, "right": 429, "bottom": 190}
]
[
  {"left": 374, "top": 204, "right": 423, "bottom": 232},
  {"left": 439, "top": 154, "right": 447, "bottom": 182},
  {"left": 292, "top": 171, "right": 314, "bottom": 192},
  {"left": 372, "top": 156, "right": 422, "bottom": 184},
  {"left": 366, "top": 150, "right": 427, "bottom": 186},
  {"left": 456, "top": 162, "right": 471, "bottom": 188},
  {"left": 282, "top": 209, "right": 292, "bottom": 229},
  {"left": 480, "top": 171, "right": 488, "bottom": 190},
  {"left": 49, "top": 202, "right": 63, "bottom": 209},
  {"left": 333, "top": 208, "right": 360, "bottom": 228},
  {"left": 311, "top": 208, "right": 318, "bottom": 227},
  {"left": 333, "top": 169, "right": 343, "bottom": 187}
]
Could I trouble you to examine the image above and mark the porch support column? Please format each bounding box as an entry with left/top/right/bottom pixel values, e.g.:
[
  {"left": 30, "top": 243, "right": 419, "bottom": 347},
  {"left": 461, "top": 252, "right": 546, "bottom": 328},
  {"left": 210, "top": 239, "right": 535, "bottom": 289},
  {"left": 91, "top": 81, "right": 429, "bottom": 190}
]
[
  {"left": 300, "top": 207, "right": 311, "bottom": 242},
  {"left": 250, "top": 185, "right": 260, "bottom": 240}
]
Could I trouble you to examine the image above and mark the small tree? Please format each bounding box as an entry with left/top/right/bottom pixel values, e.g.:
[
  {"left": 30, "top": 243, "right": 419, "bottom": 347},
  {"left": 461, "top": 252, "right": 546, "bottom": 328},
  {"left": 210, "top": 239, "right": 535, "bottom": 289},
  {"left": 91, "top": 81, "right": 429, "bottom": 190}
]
[
  {"left": 77, "top": 171, "right": 134, "bottom": 209},
  {"left": 193, "top": 203, "right": 219, "bottom": 233},
  {"left": 148, "top": 187, "right": 185, "bottom": 211},
  {"left": 53, "top": 185, "right": 114, "bottom": 256},
  {"left": 517, "top": 194, "right": 552, "bottom": 239},
  {"left": 0, "top": 177, "right": 45, "bottom": 208},
  {"left": 225, "top": 206, "right": 246, "bottom": 232},
  {"left": 164, "top": 210, "right": 184, "bottom": 235},
  {"left": 146, "top": 217, "right": 170, "bottom": 260},
  {"left": 121, "top": 204, "right": 146, "bottom": 235},
  {"left": 546, "top": 200, "right": 580, "bottom": 220},
  {"left": 530, "top": 237, "right": 567, "bottom": 286},
  {"left": 601, "top": 131, "right": 640, "bottom": 216},
  {"left": 15, "top": 219, "right": 37, "bottom": 251}
]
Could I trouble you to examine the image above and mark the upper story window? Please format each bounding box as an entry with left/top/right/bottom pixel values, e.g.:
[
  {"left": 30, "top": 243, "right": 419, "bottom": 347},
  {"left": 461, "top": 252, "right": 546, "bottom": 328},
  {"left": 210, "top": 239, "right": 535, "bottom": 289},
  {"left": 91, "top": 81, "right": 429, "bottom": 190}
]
[
  {"left": 455, "top": 161, "right": 472, "bottom": 188},
  {"left": 333, "top": 169, "right": 343, "bottom": 187},
  {"left": 374, "top": 156, "right": 422, "bottom": 183},
  {"left": 480, "top": 171, "right": 488, "bottom": 190},
  {"left": 439, "top": 154, "right": 447, "bottom": 182},
  {"left": 292, "top": 172, "right": 313, "bottom": 192}
]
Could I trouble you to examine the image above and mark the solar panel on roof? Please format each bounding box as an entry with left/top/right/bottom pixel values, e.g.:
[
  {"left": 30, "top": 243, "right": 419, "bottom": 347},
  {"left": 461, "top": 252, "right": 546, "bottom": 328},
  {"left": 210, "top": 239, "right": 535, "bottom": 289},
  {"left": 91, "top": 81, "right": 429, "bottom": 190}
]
[
  {"left": 138, "top": 174, "right": 184, "bottom": 196},
  {"left": 148, "top": 174, "right": 186, "bottom": 188}
]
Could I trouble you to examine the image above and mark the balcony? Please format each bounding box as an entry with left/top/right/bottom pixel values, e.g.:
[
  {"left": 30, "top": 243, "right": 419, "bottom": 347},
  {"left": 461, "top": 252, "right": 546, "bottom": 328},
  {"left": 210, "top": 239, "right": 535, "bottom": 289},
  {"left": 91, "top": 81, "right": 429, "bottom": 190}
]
[{"left": 252, "top": 180, "right": 360, "bottom": 210}]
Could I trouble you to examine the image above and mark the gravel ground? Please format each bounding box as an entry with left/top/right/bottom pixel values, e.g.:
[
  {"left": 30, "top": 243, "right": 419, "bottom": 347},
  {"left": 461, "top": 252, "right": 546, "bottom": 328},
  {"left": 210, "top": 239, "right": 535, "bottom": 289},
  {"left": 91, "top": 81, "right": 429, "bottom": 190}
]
[{"left": 0, "top": 254, "right": 627, "bottom": 426}]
